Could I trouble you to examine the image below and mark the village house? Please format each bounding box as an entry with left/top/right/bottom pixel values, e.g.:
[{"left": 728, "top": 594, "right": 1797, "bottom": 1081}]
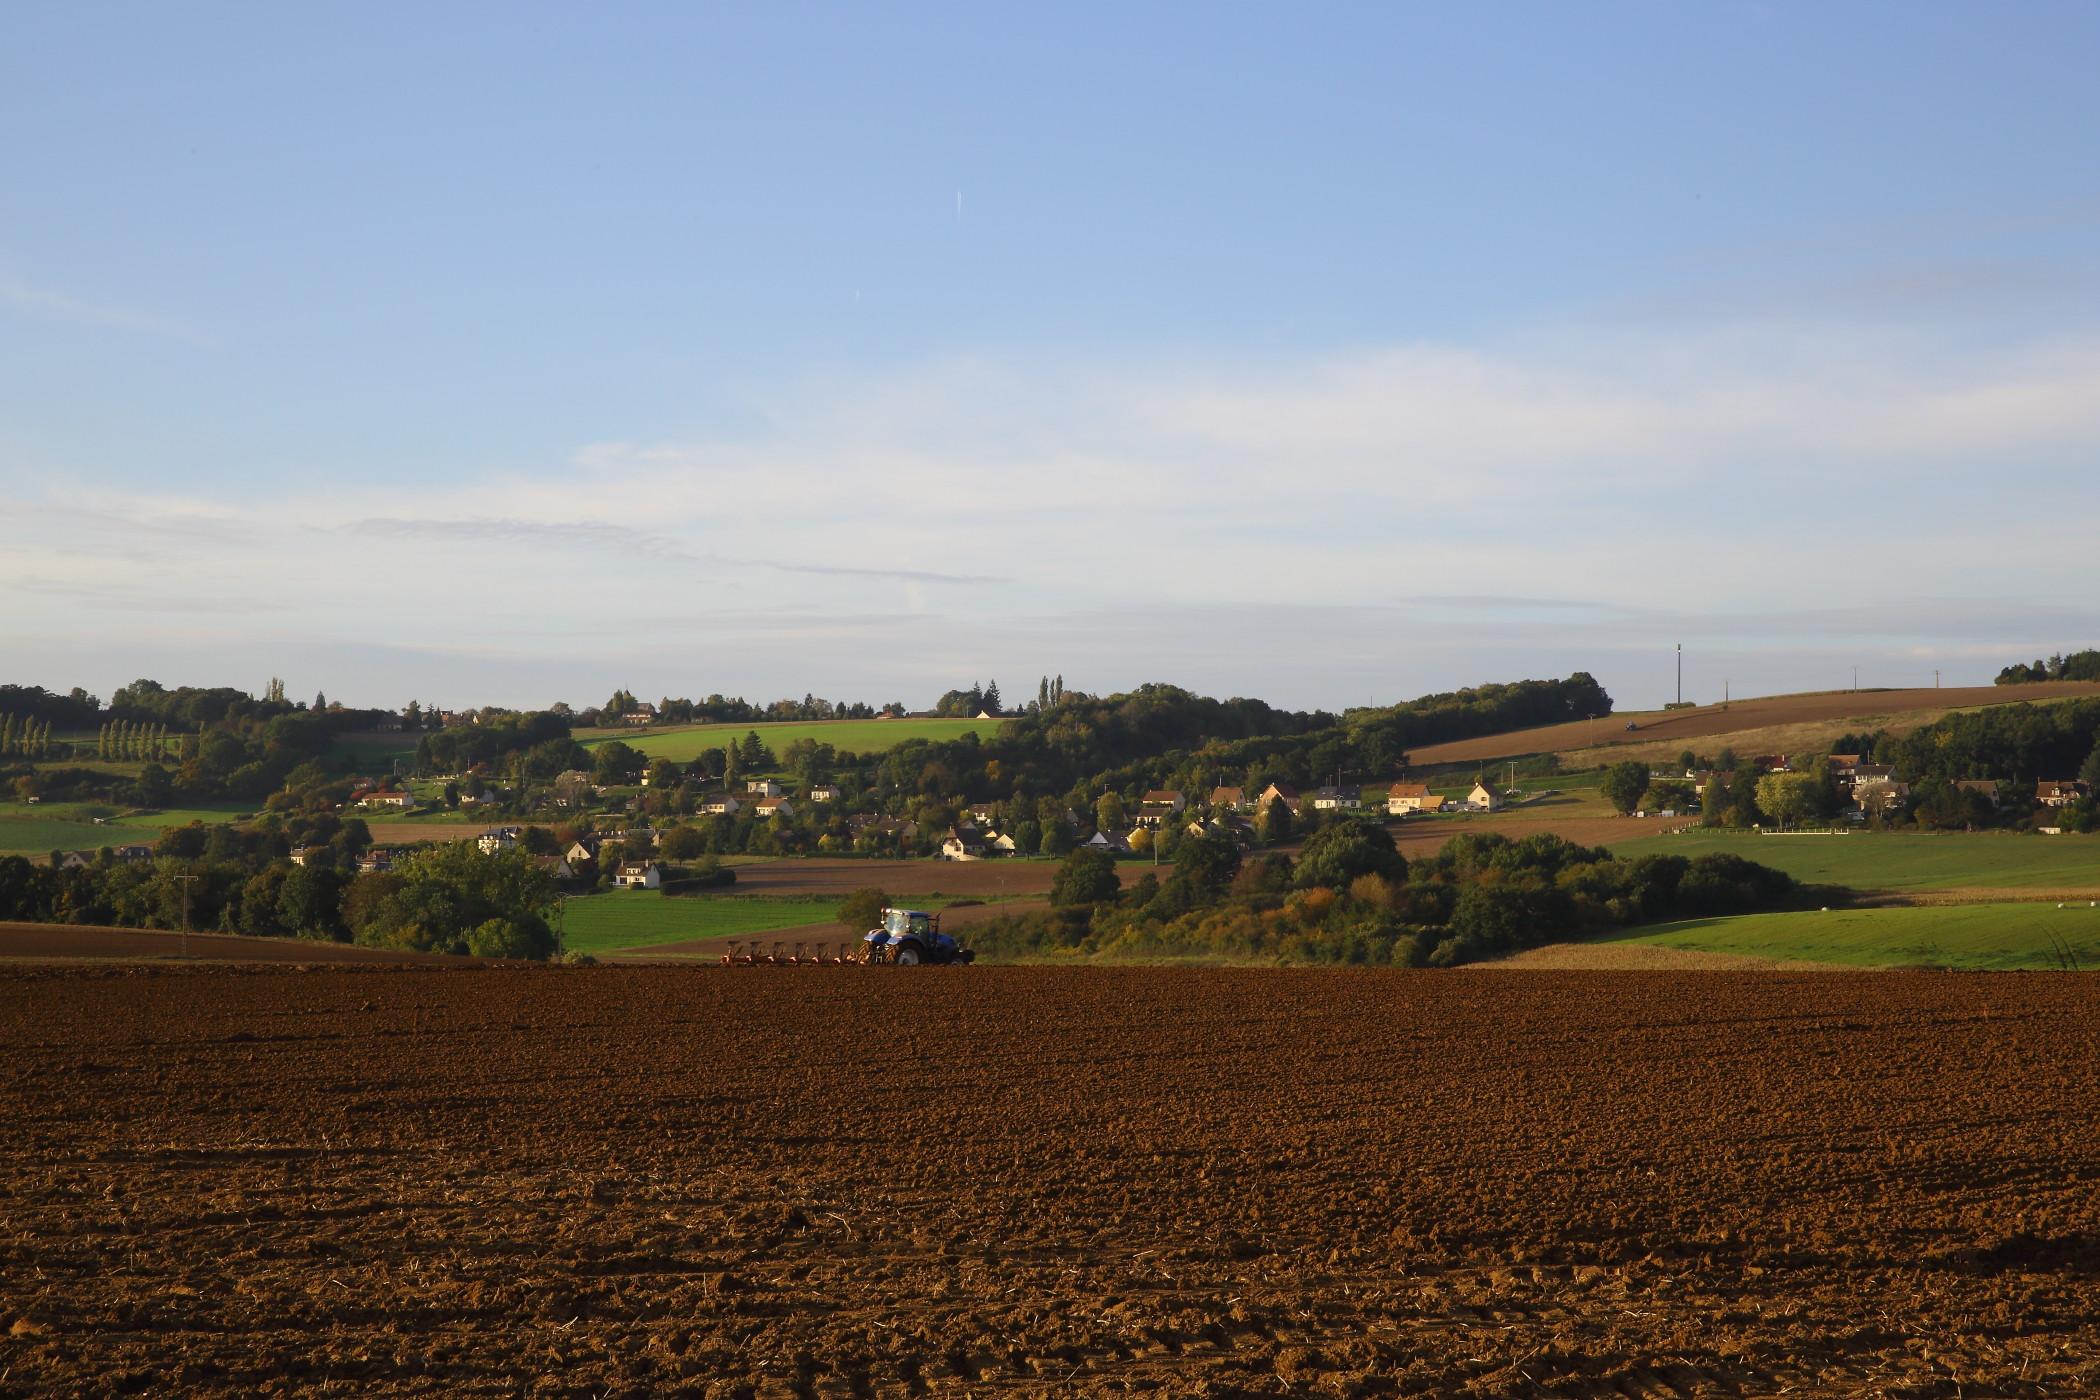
[
  {"left": 1208, "top": 785, "right": 1248, "bottom": 811},
  {"left": 807, "top": 783, "right": 841, "bottom": 802},
  {"left": 1954, "top": 779, "right": 2002, "bottom": 806},
  {"left": 1467, "top": 782, "right": 1504, "bottom": 813},
  {"left": 1386, "top": 782, "right": 1431, "bottom": 815},
  {"left": 477, "top": 826, "right": 522, "bottom": 855},
  {"left": 289, "top": 846, "right": 325, "bottom": 868},
  {"left": 745, "top": 778, "right": 783, "bottom": 797},
  {"left": 940, "top": 826, "right": 988, "bottom": 861},
  {"left": 564, "top": 838, "right": 600, "bottom": 864},
  {"left": 618, "top": 704, "right": 658, "bottom": 727},
  {"left": 1312, "top": 785, "right": 1362, "bottom": 811},
  {"left": 358, "top": 789, "right": 415, "bottom": 811},
  {"left": 1256, "top": 782, "right": 1302, "bottom": 813},
  {"left": 1851, "top": 765, "right": 1897, "bottom": 792},
  {"left": 753, "top": 795, "right": 795, "bottom": 819},
  {"left": 848, "top": 814, "right": 919, "bottom": 843},
  {"left": 613, "top": 861, "right": 661, "bottom": 890},
  {"left": 358, "top": 848, "right": 400, "bottom": 875},
  {"left": 2037, "top": 780, "right": 2086, "bottom": 808},
  {"left": 967, "top": 802, "right": 1001, "bottom": 826},
  {"left": 700, "top": 793, "right": 742, "bottom": 817},
  {"left": 533, "top": 855, "right": 575, "bottom": 880},
  {"left": 1084, "top": 827, "right": 1133, "bottom": 854},
  {"left": 1415, "top": 794, "right": 1450, "bottom": 814}
]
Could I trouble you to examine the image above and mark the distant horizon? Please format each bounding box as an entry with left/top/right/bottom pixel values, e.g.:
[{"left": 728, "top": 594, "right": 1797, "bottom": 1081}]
[{"left": 8, "top": 655, "right": 2088, "bottom": 723}]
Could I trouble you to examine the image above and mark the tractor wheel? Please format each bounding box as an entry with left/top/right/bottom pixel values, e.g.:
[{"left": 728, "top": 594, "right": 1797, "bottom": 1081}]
[{"left": 894, "top": 943, "right": 923, "bottom": 966}]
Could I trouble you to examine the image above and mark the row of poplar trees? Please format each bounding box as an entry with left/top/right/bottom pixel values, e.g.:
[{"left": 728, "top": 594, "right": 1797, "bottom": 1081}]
[
  {"left": 0, "top": 715, "right": 58, "bottom": 758},
  {"left": 98, "top": 721, "right": 176, "bottom": 761}
]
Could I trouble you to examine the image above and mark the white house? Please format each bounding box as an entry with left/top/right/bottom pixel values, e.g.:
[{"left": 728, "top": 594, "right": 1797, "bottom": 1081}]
[
  {"left": 753, "top": 795, "right": 795, "bottom": 819},
  {"left": 1083, "top": 828, "right": 1133, "bottom": 854},
  {"left": 745, "top": 778, "right": 784, "bottom": 797},
  {"left": 359, "top": 790, "right": 415, "bottom": 811},
  {"left": 1467, "top": 783, "right": 1504, "bottom": 813},
  {"left": 941, "top": 826, "right": 988, "bottom": 861},
  {"left": 613, "top": 861, "right": 661, "bottom": 890},
  {"left": 807, "top": 783, "right": 841, "bottom": 802},
  {"left": 700, "top": 794, "right": 742, "bottom": 817},
  {"left": 1312, "top": 785, "right": 1362, "bottom": 811},
  {"left": 2038, "top": 780, "right": 2086, "bottom": 809},
  {"left": 477, "top": 827, "right": 522, "bottom": 855}
]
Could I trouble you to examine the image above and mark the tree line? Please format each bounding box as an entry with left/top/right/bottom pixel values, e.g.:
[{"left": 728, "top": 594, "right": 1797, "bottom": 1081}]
[{"left": 966, "top": 819, "right": 1812, "bottom": 966}]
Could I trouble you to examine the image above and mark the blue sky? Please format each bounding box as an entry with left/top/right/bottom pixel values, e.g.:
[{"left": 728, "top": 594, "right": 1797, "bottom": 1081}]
[{"left": 4, "top": 3, "right": 2099, "bottom": 712}]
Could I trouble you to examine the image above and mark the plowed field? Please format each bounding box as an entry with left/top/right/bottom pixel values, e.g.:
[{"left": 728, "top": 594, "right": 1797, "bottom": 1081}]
[{"left": 5, "top": 967, "right": 2099, "bottom": 1396}]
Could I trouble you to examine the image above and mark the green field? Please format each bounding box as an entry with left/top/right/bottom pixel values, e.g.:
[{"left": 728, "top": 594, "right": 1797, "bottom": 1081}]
[
  {"left": 558, "top": 894, "right": 848, "bottom": 955},
  {"left": 0, "top": 802, "right": 254, "bottom": 855},
  {"left": 1612, "top": 830, "right": 2100, "bottom": 893},
  {"left": 1613, "top": 903, "right": 2100, "bottom": 969},
  {"left": 577, "top": 716, "right": 1007, "bottom": 764}
]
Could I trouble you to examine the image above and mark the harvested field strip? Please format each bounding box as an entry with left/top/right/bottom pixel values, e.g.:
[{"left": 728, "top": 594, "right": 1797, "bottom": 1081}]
[
  {"left": 4, "top": 968, "right": 2100, "bottom": 1395},
  {"left": 1408, "top": 680, "right": 2100, "bottom": 765}
]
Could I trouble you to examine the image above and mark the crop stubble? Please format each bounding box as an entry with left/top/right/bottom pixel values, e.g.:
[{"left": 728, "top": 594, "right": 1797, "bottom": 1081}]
[{"left": 3, "top": 967, "right": 2098, "bottom": 1396}]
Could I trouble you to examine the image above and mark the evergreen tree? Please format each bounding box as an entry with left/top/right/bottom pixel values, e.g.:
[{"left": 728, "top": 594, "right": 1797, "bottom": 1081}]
[
  {"left": 982, "top": 680, "right": 1001, "bottom": 715},
  {"left": 1039, "top": 676, "right": 1051, "bottom": 710},
  {"left": 0, "top": 714, "right": 12, "bottom": 756},
  {"left": 314, "top": 690, "right": 327, "bottom": 712}
]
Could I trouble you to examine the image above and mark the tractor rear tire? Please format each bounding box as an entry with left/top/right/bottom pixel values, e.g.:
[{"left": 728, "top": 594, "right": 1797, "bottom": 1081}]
[{"left": 894, "top": 944, "right": 923, "bottom": 966}]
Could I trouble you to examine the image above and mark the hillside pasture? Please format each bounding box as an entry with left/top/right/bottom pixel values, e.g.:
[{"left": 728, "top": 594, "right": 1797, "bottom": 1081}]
[
  {"left": 1612, "top": 830, "right": 2100, "bottom": 897},
  {"left": 577, "top": 716, "right": 1007, "bottom": 764},
  {"left": 1601, "top": 903, "right": 2100, "bottom": 970},
  {"left": 1406, "top": 681, "right": 2100, "bottom": 767}
]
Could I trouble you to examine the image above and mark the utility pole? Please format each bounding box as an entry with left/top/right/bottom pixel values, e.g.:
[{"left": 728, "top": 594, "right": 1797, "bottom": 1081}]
[
  {"left": 1853, "top": 665, "right": 1858, "bottom": 692},
  {"left": 174, "top": 873, "right": 198, "bottom": 959},
  {"left": 1676, "top": 643, "right": 1682, "bottom": 707}
]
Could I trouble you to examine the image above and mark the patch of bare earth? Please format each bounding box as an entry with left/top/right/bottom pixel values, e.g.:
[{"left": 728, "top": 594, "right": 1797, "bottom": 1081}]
[{"left": 1481, "top": 941, "right": 1865, "bottom": 971}]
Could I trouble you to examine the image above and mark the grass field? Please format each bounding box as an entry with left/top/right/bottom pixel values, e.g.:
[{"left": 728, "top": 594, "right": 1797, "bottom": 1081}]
[
  {"left": 1611, "top": 903, "right": 2100, "bottom": 969},
  {"left": 1612, "top": 830, "right": 2100, "bottom": 893},
  {"left": 577, "top": 716, "right": 1007, "bottom": 763},
  {"left": 558, "top": 894, "right": 850, "bottom": 955}
]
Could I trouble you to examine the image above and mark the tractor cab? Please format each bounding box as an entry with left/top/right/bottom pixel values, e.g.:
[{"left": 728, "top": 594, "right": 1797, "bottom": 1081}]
[{"left": 863, "top": 907, "right": 974, "bottom": 965}]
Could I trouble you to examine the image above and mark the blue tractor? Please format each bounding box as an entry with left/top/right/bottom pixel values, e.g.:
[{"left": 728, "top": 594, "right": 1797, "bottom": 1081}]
[{"left": 862, "top": 907, "right": 975, "bottom": 965}]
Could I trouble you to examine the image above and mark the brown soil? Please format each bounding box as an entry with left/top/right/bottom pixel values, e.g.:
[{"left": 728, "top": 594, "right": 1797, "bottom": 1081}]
[
  {"left": 5, "top": 966, "right": 2099, "bottom": 1395},
  {"left": 1480, "top": 941, "right": 1864, "bottom": 971},
  {"left": 1410, "top": 680, "right": 2100, "bottom": 766},
  {"left": 0, "top": 921, "right": 443, "bottom": 964}
]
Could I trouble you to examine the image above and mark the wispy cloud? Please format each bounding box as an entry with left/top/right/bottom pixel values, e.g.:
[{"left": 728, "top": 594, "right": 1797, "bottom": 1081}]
[
  {"left": 0, "top": 276, "right": 216, "bottom": 347},
  {"left": 346, "top": 516, "right": 1002, "bottom": 583}
]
